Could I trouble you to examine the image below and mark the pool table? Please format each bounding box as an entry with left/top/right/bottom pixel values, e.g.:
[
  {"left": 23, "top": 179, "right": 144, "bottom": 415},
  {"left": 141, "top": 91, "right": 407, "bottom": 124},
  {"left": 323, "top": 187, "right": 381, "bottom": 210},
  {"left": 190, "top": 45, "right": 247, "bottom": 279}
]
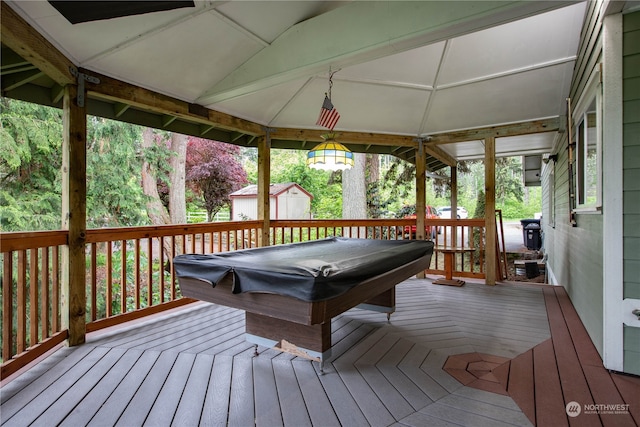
[{"left": 174, "top": 237, "right": 434, "bottom": 364}]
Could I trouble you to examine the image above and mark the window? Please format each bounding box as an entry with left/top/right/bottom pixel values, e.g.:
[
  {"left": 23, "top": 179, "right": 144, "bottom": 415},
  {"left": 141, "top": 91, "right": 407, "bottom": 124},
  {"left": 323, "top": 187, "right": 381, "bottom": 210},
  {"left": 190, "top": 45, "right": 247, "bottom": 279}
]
[{"left": 573, "top": 68, "right": 602, "bottom": 211}]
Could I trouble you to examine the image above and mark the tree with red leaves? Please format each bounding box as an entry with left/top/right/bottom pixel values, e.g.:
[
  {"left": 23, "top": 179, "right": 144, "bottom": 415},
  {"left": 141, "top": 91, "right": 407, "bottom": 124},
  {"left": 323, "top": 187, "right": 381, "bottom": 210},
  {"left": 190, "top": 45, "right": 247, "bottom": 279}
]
[{"left": 186, "top": 137, "right": 248, "bottom": 221}]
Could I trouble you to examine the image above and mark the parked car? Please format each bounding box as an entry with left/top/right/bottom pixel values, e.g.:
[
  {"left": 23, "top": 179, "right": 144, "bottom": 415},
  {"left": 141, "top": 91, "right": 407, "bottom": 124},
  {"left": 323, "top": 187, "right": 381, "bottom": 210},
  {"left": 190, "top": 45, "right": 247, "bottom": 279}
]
[
  {"left": 404, "top": 205, "right": 440, "bottom": 239},
  {"left": 437, "top": 206, "right": 468, "bottom": 219}
]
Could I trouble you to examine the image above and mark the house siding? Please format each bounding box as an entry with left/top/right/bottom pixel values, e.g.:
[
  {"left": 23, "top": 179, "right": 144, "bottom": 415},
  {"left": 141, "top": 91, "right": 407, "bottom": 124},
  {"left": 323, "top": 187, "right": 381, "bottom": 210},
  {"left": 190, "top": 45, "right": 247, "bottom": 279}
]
[
  {"left": 622, "top": 10, "right": 640, "bottom": 376},
  {"left": 543, "top": 1, "right": 605, "bottom": 355}
]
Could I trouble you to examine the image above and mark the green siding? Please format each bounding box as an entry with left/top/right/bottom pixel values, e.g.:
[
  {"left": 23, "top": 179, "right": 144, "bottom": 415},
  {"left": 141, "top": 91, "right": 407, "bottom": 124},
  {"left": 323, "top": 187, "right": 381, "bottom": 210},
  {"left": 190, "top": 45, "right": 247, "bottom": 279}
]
[
  {"left": 623, "top": 326, "right": 640, "bottom": 374},
  {"left": 623, "top": 10, "right": 640, "bottom": 376},
  {"left": 624, "top": 76, "right": 640, "bottom": 99},
  {"left": 624, "top": 122, "right": 640, "bottom": 145},
  {"left": 624, "top": 99, "right": 640, "bottom": 123},
  {"left": 542, "top": 6, "right": 640, "bottom": 375},
  {"left": 546, "top": 1, "right": 605, "bottom": 356}
]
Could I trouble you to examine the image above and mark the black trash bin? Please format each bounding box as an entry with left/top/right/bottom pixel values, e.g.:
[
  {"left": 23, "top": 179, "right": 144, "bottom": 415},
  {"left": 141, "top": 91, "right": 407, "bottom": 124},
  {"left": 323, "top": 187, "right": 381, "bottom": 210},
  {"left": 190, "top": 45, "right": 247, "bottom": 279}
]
[
  {"left": 520, "top": 219, "right": 540, "bottom": 247},
  {"left": 524, "top": 223, "right": 541, "bottom": 250}
]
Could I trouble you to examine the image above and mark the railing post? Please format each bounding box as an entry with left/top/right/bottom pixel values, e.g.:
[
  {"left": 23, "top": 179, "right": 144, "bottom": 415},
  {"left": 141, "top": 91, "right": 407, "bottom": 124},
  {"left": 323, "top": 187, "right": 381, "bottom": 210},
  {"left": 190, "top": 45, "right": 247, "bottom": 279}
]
[
  {"left": 415, "top": 140, "right": 426, "bottom": 278},
  {"left": 451, "top": 164, "right": 458, "bottom": 245},
  {"left": 484, "top": 136, "right": 496, "bottom": 285},
  {"left": 61, "top": 84, "right": 87, "bottom": 345}
]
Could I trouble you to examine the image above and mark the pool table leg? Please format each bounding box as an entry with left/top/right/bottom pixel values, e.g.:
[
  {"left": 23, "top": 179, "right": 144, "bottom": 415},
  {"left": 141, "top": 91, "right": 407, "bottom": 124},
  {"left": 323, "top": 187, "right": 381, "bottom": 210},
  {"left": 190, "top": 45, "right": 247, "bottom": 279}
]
[
  {"left": 357, "top": 287, "right": 395, "bottom": 322},
  {"left": 245, "top": 312, "right": 331, "bottom": 361}
]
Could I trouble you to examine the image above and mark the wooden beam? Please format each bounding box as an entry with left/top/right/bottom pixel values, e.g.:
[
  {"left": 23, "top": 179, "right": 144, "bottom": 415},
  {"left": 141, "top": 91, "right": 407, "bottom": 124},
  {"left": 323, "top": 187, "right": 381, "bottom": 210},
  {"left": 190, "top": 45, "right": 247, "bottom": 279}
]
[
  {"left": 1, "top": 69, "right": 44, "bottom": 91},
  {"left": 199, "top": 124, "right": 215, "bottom": 136},
  {"left": 61, "top": 84, "right": 87, "bottom": 345},
  {"left": 51, "top": 84, "right": 65, "bottom": 104},
  {"left": 484, "top": 136, "right": 496, "bottom": 286},
  {"left": 451, "top": 165, "right": 458, "bottom": 244},
  {"left": 1, "top": 1, "right": 75, "bottom": 86},
  {"left": 415, "top": 141, "right": 426, "bottom": 279},
  {"left": 113, "top": 102, "right": 130, "bottom": 118},
  {"left": 82, "top": 69, "right": 264, "bottom": 136},
  {"left": 161, "top": 114, "right": 177, "bottom": 128},
  {"left": 272, "top": 128, "right": 416, "bottom": 147},
  {"left": 257, "top": 133, "right": 271, "bottom": 247},
  {"left": 423, "top": 143, "right": 457, "bottom": 167},
  {"left": 427, "top": 117, "right": 561, "bottom": 145}
]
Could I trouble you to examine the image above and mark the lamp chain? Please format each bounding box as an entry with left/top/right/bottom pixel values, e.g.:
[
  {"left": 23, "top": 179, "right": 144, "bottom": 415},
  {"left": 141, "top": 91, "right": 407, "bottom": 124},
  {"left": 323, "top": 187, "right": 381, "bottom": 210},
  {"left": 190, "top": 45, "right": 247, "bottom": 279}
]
[{"left": 327, "top": 69, "right": 336, "bottom": 100}]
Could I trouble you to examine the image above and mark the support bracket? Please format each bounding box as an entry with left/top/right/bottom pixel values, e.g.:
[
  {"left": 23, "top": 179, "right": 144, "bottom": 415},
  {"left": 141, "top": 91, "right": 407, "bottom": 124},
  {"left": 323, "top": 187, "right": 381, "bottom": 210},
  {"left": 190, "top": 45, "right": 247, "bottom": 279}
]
[{"left": 69, "top": 67, "right": 100, "bottom": 107}]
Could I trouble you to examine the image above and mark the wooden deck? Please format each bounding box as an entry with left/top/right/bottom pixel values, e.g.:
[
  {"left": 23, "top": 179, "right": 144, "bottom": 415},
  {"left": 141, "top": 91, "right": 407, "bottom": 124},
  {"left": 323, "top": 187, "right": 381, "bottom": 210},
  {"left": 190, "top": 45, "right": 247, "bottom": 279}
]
[{"left": 1, "top": 280, "right": 638, "bottom": 426}]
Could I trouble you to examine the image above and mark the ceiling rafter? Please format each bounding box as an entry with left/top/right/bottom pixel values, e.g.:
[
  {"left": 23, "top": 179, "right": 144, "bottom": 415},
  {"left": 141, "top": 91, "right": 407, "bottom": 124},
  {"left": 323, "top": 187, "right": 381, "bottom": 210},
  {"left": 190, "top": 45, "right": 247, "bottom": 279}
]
[
  {"left": 2, "top": 69, "right": 44, "bottom": 91},
  {"left": 1, "top": 1, "right": 75, "bottom": 86},
  {"left": 425, "top": 117, "right": 561, "bottom": 145}
]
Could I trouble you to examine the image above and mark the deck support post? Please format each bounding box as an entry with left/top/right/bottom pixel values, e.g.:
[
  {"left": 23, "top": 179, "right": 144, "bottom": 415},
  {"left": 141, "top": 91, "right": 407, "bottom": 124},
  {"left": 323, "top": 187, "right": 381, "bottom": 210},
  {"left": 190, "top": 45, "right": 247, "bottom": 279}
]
[
  {"left": 415, "top": 140, "right": 426, "bottom": 279},
  {"left": 61, "top": 84, "right": 87, "bottom": 345},
  {"left": 484, "top": 136, "right": 496, "bottom": 285},
  {"left": 451, "top": 164, "right": 458, "bottom": 244},
  {"left": 257, "top": 131, "right": 271, "bottom": 247}
]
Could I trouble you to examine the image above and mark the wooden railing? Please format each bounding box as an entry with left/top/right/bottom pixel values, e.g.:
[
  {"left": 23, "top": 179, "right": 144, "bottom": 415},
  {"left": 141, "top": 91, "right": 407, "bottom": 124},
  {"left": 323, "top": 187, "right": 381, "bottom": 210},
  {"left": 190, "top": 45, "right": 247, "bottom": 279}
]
[
  {"left": 426, "top": 218, "right": 488, "bottom": 279},
  {"left": 1, "top": 218, "right": 486, "bottom": 376}
]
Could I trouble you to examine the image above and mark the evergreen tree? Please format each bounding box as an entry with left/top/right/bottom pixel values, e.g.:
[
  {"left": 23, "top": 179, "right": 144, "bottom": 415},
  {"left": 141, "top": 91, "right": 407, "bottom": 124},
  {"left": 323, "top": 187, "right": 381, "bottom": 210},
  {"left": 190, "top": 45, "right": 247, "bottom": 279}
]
[{"left": 1, "top": 98, "right": 63, "bottom": 231}]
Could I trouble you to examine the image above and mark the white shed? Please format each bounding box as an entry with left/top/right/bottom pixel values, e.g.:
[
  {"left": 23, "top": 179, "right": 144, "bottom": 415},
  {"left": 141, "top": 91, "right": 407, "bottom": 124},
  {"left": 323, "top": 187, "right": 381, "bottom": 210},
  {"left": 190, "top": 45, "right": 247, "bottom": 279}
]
[{"left": 230, "top": 183, "right": 313, "bottom": 221}]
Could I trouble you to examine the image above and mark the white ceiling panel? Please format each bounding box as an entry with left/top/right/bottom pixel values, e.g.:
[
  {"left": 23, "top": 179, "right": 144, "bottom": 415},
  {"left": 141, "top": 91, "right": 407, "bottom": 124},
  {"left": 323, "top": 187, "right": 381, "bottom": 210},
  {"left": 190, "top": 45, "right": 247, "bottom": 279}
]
[
  {"left": 317, "top": 80, "right": 430, "bottom": 134},
  {"left": 438, "top": 2, "right": 586, "bottom": 86},
  {"left": 215, "top": 1, "right": 347, "bottom": 44},
  {"left": 338, "top": 42, "right": 446, "bottom": 87},
  {"left": 214, "top": 77, "right": 311, "bottom": 126},
  {"left": 12, "top": 1, "right": 207, "bottom": 64},
  {"left": 441, "top": 140, "right": 485, "bottom": 160},
  {"left": 424, "top": 61, "right": 575, "bottom": 134},
  {"left": 496, "top": 133, "right": 556, "bottom": 156},
  {"left": 90, "top": 11, "right": 264, "bottom": 101}
]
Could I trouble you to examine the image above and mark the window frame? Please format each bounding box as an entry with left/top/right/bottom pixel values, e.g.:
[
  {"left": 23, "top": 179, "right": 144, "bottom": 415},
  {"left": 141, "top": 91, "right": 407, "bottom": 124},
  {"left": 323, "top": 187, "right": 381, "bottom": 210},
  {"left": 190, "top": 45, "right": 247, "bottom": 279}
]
[{"left": 572, "top": 67, "right": 603, "bottom": 213}]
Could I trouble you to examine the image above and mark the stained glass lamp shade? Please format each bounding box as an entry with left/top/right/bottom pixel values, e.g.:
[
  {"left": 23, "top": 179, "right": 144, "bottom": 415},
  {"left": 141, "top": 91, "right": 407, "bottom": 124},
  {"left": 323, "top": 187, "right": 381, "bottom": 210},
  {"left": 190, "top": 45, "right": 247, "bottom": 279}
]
[{"left": 306, "top": 135, "right": 354, "bottom": 171}]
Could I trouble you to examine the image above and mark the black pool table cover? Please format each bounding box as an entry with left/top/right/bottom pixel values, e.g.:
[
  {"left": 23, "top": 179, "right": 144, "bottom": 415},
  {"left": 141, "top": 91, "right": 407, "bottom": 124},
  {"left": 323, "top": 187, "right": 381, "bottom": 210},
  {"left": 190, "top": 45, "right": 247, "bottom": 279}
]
[{"left": 174, "top": 237, "right": 434, "bottom": 302}]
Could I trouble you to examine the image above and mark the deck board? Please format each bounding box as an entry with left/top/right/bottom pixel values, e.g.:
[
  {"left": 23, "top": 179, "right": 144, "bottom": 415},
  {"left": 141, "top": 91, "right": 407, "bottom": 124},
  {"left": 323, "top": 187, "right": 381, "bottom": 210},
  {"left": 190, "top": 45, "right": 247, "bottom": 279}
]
[
  {"left": 91, "top": 350, "right": 160, "bottom": 425},
  {"left": 378, "top": 338, "right": 434, "bottom": 410},
  {"left": 542, "top": 287, "right": 600, "bottom": 427},
  {"left": 253, "top": 356, "right": 284, "bottom": 427},
  {"left": 117, "top": 350, "right": 179, "bottom": 426},
  {"left": 34, "top": 347, "right": 127, "bottom": 427},
  {"left": 507, "top": 348, "right": 535, "bottom": 425},
  {"left": 228, "top": 356, "right": 255, "bottom": 427},
  {"left": 145, "top": 352, "right": 197, "bottom": 426},
  {"left": 292, "top": 359, "right": 342, "bottom": 427},
  {"left": 610, "top": 374, "right": 640, "bottom": 424},
  {"left": 171, "top": 353, "right": 214, "bottom": 427},
  {"left": 200, "top": 355, "right": 233, "bottom": 426},
  {"left": 532, "top": 339, "right": 567, "bottom": 427},
  {"left": 2, "top": 279, "right": 638, "bottom": 427}
]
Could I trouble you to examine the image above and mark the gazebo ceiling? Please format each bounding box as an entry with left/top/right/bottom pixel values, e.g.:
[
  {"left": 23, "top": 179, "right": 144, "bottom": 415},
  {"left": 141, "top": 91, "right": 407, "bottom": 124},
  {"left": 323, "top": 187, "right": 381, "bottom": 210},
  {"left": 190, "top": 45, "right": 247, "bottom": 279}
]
[{"left": 1, "top": 0, "right": 588, "bottom": 170}]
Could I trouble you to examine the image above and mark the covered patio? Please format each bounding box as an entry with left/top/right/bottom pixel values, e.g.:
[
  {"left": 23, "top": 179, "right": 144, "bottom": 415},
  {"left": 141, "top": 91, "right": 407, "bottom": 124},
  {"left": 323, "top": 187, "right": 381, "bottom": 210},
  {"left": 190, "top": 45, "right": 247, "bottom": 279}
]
[{"left": 2, "top": 1, "right": 640, "bottom": 425}]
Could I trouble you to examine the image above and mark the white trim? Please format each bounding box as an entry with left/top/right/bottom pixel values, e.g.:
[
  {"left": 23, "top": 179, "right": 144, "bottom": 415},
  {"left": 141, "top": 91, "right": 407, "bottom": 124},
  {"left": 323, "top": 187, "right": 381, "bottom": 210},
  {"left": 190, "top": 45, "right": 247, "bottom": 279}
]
[
  {"left": 547, "top": 263, "right": 558, "bottom": 286},
  {"left": 571, "top": 68, "right": 601, "bottom": 121},
  {"left": 602, "top": 13, "right": 624, "bottom": 372},
  {"left": 573, "top": 207, "right": 602, "bottom": 214}
]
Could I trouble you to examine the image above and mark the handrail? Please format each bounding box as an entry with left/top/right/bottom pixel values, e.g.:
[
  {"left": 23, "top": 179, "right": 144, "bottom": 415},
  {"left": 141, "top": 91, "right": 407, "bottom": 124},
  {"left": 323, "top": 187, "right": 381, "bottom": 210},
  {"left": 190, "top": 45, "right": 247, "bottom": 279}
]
[{"left": 1, "top": 218, "right": 485, "bottom": 377}]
